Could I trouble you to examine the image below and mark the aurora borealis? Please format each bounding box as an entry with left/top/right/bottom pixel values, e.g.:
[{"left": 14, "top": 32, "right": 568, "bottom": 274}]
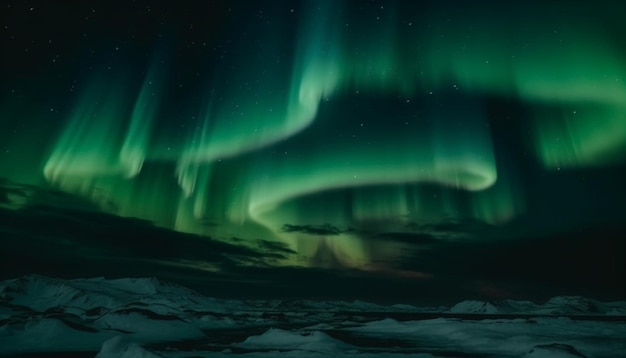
[{"left": 1, "top": 0, "right": 625, "bottom": 301}]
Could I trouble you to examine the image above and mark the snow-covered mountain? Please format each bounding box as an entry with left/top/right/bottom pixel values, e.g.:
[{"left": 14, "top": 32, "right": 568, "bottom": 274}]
[
  {"left": 0, "top": 274, "right": 267, "bottom": 355},
  {"left": 0, "top": 274, "right": 244, "bottom": 314},
  {"left": 541, "top": 296, "right": 626, "bottom": 315},
  {"left": 1, "top": 275, "right": 624, "bottom": 357},
  {"left": 449, "top": 296, "right": 626, "bottom": 315}
]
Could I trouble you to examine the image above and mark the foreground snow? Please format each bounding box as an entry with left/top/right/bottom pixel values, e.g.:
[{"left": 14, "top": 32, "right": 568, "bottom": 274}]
[{"left": 0, "top": 275, "right": 624, "bottom": 357}]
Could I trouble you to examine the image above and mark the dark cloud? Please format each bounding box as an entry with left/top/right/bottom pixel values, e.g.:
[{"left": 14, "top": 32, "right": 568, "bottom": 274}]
[
  {"left": 310, "top": 240, "right": 345, "bottom": 268},
  {"left": 0, "top": 178, "right": 29, "bottom": 206},
  {"left": 373, "top": 232, "right": 439, "bottom": 245},
  {"left": 0, "top": 177, "right": 105, "bottom": 211},
  {"left": 405, "top": 218, "right": 496, "bottom": 239},
  {"left": 255, "top": 240, "right": 297, "bottom": 256},
  {"left": 395, "top": 223, "right": 626, "bottom": 301},
  {"left": 0, "top": 186, "right": 297, "bottom": 281},
  {"left": 281, "top": 223, "right": 344, "bottom": 236},
  {"left": 198, "top": 218, "right": 220, "bottom": 227},
  {"left": 1, "top": 178, "right": 624, "bottom": 303},
  {"left": 196, "top": 265, "right": 455, "bottom": 304}
]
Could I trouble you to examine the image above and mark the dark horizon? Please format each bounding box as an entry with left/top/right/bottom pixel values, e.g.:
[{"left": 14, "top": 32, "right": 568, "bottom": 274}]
[{"left": 1, "top": 185, "right": 624, "bottom": 305}]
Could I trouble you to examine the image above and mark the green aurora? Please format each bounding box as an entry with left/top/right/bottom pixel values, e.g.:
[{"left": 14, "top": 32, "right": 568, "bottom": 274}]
[{"left": 1, "top": 0, "right": 626, "bottom": 272}]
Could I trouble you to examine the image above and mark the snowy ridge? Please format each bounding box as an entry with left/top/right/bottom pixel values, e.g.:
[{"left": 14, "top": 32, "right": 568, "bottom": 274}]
[
  {"left": 0, "top": 275, "right": 625, "bottom": 357},
  {"left": 249, "top": 298, "right": 422, "bottom": 313},
  {"left": 0, "top": 274, "right": 239, "bottom": 314},
  {"left": 0, "top": 274, "right": 255, "bottom": 354},
  {"left": 237, "top": 328, "right": 353, "bottom": 353},
  {"left": 449, "top": 297, "right": 626, "bottom": 315}
]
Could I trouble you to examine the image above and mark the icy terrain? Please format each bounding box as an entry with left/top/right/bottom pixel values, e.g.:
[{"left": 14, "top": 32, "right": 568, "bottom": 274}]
[{"left": 0, "top": 275, "right": 624, "bottom": 357}]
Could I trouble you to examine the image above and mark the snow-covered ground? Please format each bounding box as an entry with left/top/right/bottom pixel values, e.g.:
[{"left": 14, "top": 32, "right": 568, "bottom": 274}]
[{"left": 1, "top": 275, "right": 624, "bottom": 357}]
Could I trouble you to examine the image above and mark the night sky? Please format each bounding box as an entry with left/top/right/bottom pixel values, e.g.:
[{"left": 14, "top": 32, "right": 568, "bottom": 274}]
[{"left": 1, "top": 0, "right": 625, "bottom": 304}]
